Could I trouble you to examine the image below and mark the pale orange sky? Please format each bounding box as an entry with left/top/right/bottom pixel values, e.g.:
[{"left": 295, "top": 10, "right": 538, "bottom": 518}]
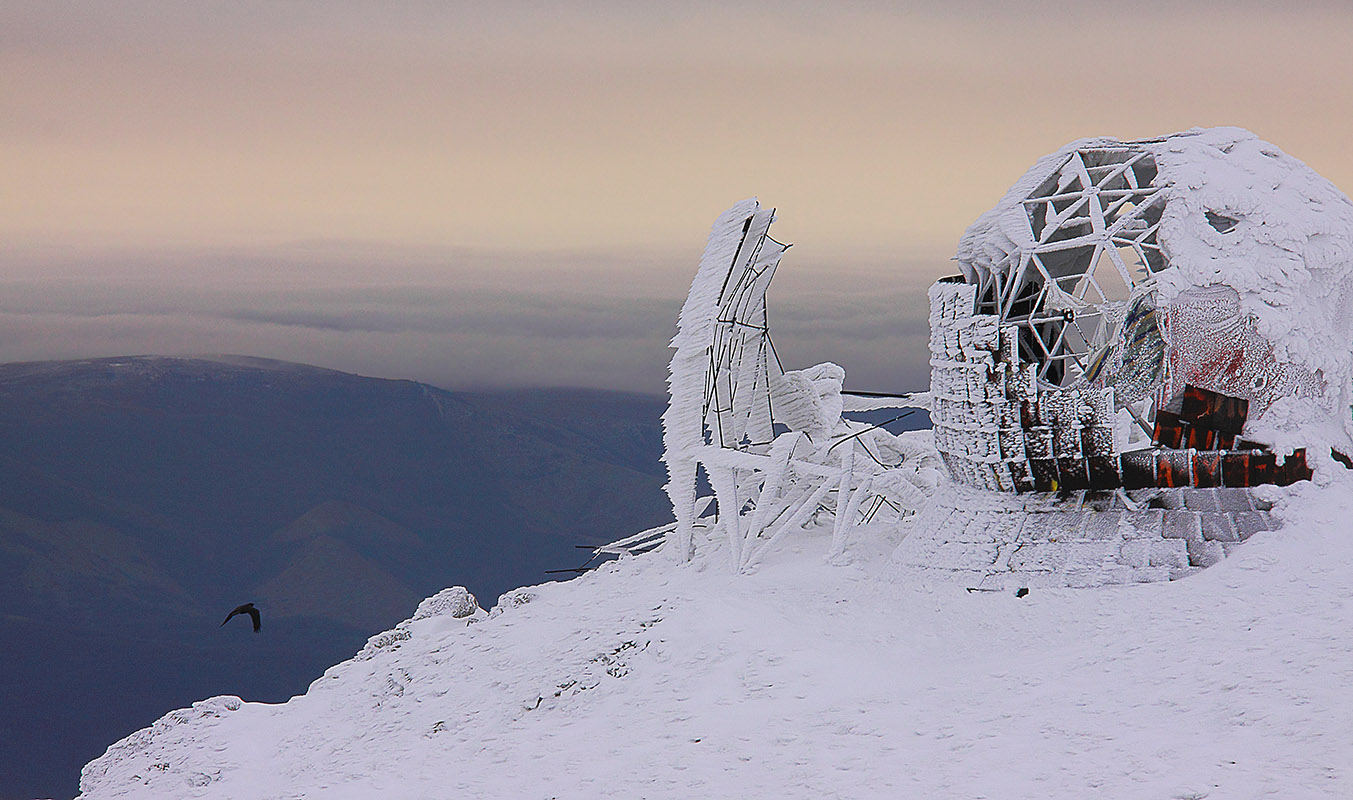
[
  {"left": 3, "top": 1, "right": 1352, "bottom": 389},
  {"left": 7, "top": 2, "right": 1353, "bottom": 255}
]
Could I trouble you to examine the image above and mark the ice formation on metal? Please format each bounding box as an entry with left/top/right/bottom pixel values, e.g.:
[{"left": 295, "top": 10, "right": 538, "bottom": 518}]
[
  {"left": 928, "top": 277, "right": 1313, "bottom": 495},
  {"left": 935, "top": 128, "right": 1353, "bottom": 497},
  {"left": 893, "top": 127, "right": 1353, "bottom": 586},
  {"left": 662, "top": 200, "right": 939, "bottom": 570},
  {"left": 653, "top": 128, "right": 1353, "bottom": 586},
  {"left": 962, "top": 144, "right": 1165, "bottom": 388}
]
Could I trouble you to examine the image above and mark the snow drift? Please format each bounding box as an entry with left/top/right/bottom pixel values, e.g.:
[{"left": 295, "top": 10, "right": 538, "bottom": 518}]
[{"left": 77, "top": 473, "right": 1353, "bottom": 798}]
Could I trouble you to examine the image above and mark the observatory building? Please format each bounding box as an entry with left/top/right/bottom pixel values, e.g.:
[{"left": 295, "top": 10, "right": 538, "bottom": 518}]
[{"left": 893, "top": 127, "right": 1353, "bottom": 585}]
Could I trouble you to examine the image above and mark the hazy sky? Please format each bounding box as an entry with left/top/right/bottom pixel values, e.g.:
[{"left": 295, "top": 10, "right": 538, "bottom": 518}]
[{"left": 4, "top": 1, "right": 1353, "bottom": 392}]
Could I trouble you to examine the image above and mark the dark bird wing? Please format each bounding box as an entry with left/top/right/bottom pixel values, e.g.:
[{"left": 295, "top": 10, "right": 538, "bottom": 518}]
[{"left": 221, "top": 603, "right": 258, "bottom": 630}]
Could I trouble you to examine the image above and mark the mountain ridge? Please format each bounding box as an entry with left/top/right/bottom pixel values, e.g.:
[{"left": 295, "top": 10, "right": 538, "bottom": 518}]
[{"left": 0, "top": 356, "right": 670, "bottom": 800}]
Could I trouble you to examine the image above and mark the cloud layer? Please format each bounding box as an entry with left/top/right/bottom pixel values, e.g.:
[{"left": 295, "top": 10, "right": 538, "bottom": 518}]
[
  {"left": 0, "top": 243, "right": 941, "bottom": 393},
  {"left": 7, "top": 3, "right": 1351, "bottom": 391}
]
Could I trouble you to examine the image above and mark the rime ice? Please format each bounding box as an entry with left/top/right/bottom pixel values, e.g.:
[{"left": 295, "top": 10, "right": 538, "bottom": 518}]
[
  {"left": 75, "top": 130, "right": 1353, "bottom": 799},
  {"left": 659, "top": 129, "right": 1353, "bottom": 587}
]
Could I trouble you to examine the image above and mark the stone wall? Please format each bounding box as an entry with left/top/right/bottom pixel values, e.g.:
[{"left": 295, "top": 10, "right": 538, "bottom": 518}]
[{"left": 889, "top": 484, "right": 1276, "bottom": 588}]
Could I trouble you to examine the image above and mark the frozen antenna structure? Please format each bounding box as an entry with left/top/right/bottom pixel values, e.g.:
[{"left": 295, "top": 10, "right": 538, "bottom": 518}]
[{"left": 661, "top": 200, "right": 940, "bottom": 571}]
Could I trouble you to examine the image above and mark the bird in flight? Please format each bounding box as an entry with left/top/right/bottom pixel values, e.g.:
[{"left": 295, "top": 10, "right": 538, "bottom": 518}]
[{"left": 221, "top": 602, "right": 261, "bottom": 633}]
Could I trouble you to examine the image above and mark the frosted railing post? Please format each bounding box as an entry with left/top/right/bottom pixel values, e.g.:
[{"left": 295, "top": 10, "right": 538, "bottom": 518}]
[
  {"left": 665, "top": 458, "right": 698, "bottom": 563},
  {"left": 828, "top": 442, "right": 857, "bottom": 561},
  {"left": 708, "top": 464, "right": 742, "bottom": 571}
]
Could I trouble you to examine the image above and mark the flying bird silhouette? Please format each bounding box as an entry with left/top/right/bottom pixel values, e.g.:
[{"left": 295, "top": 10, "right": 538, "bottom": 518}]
[{"left": 221, "top": 602, "right": 261, "bottom": 633}]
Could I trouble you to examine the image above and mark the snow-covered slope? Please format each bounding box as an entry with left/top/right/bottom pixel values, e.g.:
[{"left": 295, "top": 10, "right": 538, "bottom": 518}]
[{"left": 79, "top": 469, "right": 1353, "bottom": 799}]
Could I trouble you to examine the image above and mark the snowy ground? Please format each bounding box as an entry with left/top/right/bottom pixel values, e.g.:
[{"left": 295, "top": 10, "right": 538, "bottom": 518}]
[{"left": 79, "top": 473, "right": 1353, "bottom": 799}]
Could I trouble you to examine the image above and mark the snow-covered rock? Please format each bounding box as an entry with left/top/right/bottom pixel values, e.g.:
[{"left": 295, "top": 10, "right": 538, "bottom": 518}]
[
  {"left": 411, "top": 586, "right": 481, "bottom": 621},
  {"left": 353, "top": 587, "right": 484, "bottom": 662}
]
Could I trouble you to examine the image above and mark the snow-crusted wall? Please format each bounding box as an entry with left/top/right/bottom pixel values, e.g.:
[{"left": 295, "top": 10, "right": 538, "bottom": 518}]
[{"left": 890, "top": 483, "right": 1278, "bottom": 587}]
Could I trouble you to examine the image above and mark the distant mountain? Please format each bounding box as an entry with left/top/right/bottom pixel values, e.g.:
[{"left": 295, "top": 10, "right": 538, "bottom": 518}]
[{"left": 0, "top": 356, "right": 670, "bottom": 800}]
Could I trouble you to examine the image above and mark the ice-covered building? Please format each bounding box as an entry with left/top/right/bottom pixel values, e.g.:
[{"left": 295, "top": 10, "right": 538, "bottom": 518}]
[
  {"left": 894, "top": 127, "right": 1353, "bottom": 585},
  {"left": 662, "top": 127, "right": 1353, "bottom": 588}
]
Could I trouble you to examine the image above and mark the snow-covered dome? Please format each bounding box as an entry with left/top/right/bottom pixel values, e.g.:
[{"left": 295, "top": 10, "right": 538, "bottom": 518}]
[
  {"left": 954, "top": 127, "right": 1353, "bottom": 455},
  {"left": 891, "top": 129, "right": 1353, "bottom": 586}
]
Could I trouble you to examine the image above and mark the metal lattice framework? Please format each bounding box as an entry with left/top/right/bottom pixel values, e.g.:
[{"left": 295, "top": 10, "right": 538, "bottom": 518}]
[
  {"left": 703, "top": 211, "right": 789, "bottom": 451},
  {"left": 970, "top": 146, "right": 1166, "bottom": 386},
  {"left": 660, "top": 200, "right": 938, "bottom": 572}
]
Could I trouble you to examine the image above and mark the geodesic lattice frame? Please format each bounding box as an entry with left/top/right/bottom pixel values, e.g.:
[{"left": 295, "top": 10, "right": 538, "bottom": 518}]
[
  {"left": 661, "top": 200, "right": 936, "bottom": 571},
  {"left": 970, "top": 145, "right": 1166, "bottom": 387}
]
